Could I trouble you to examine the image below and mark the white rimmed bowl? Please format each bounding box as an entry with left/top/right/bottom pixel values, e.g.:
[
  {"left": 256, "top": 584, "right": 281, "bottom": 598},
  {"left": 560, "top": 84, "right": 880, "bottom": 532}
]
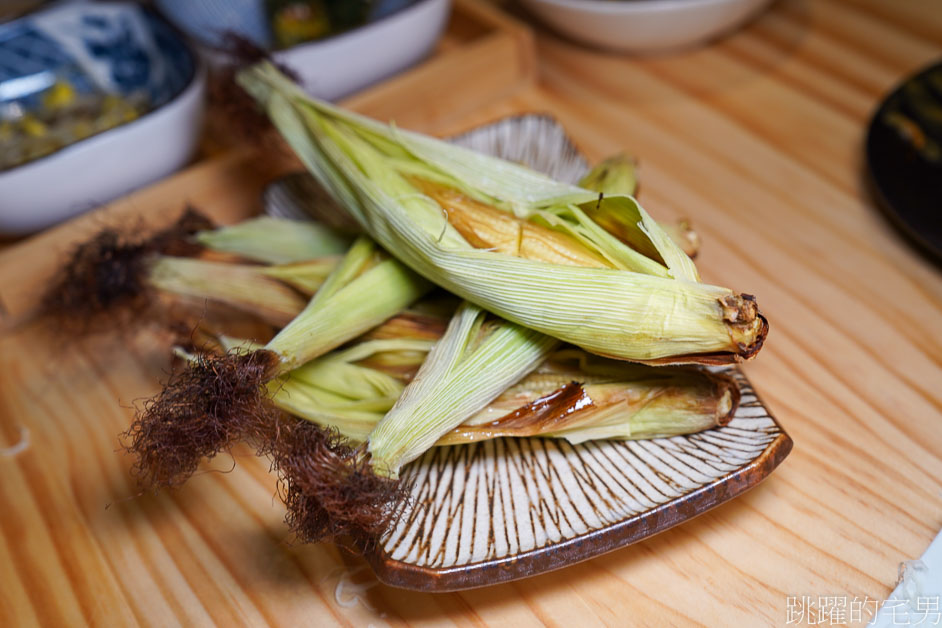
[
  {"left": 0, "top": 2, "right": 205, "bottom": 235},
  {"left": 519, "top": 0, "right": 773, "bottom": 54},
  {"left": 156, "top": 0, "right": 451, "bottom": 101}
]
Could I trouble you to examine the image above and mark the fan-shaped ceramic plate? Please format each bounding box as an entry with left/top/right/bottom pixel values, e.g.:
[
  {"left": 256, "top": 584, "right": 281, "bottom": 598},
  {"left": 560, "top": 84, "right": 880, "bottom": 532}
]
[{"left": 264, "top": 114, "right": 792, "bottom": 592}]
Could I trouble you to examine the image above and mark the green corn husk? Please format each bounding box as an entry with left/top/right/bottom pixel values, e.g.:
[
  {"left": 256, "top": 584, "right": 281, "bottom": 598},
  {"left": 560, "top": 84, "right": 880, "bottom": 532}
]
[
  {"left": 269, "top": 337, "right": 434, "bottom": 442},
  {"left": 352, "top": 148, "right": 707, "bottom": 471},
  {"left": 260, "top": 258, "right": 338, "bottom": 295},
  {"left": 579, "top": 153, "right": 639, "bottom": 197},
  {"left": 365, "top": 301, "right": 558, "bottom": 477},
  {"left": 267, "top": 300, "right": 558, "bottom": 477},
  {"left": 141, "top": 215, "right": 345, "bottom": 325},
  {"left": 215, "top": 295, "right": 556, "bottom": 477},
  {"left": 166, "top": 236, "right": 432, "bottom": 374},
  {"left": 263, "top": 236, "right": 431, "bottom": 372},
  {"left": 262, "top": 327, "right": 736, "bottom": 448},
  {"left": 210, "top": 307, "right": 441, "bottom": 437},
  {"left": 195, "top": 215, "right": 351, "bottom": 264},
  {"left": 578, "top": 153, "right": 700, "bottom": 258},
  {"left": 238, "top": 64, "right": 767, "bottom": 365}
]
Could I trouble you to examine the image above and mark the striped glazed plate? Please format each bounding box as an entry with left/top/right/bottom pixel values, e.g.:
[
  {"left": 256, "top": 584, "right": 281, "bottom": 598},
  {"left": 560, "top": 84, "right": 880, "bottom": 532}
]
[{"left": 264, "top": 115, "right": 792, "bottom": 592}]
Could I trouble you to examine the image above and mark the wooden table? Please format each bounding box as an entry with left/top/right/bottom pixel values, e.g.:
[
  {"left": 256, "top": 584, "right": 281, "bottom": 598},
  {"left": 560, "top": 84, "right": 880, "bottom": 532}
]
[{"left": 2, "top": 0, "right": 941, "bottom": 625}]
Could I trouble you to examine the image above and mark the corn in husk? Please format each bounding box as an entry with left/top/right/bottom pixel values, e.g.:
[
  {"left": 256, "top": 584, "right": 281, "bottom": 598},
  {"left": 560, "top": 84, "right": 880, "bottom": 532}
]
[
  {"left": 238, "top": 64, "right": 767, "bottom": 365},
  {"left": 261, "top": 323, "right": 737, "bottom": 450},
  {"left": 365, "top": 301, "right": 558, "bottom": 476},
  {"left": 160, "top": 233, "right": 431, "bottom": 375},
  {"left": 31, "top": 210, "right": 351, "bottom": 337},
  {"left": 138, "top": 216, "right": 345, "bottom": 326}
]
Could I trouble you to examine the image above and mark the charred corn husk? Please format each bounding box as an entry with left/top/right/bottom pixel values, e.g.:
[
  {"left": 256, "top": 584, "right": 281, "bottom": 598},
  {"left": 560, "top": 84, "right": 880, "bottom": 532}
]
[
  {"left": 442, "top": 351, "right": 738, "bottom": 445},
  {"left": 238, "top": 64, "right": 767, "bottom": 365}
]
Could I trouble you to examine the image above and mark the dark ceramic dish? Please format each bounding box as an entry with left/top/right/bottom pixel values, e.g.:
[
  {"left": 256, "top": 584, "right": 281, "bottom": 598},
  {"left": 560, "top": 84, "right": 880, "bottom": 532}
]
[{"left": 866, "top": 60, "right": 942, "bottom": 264}]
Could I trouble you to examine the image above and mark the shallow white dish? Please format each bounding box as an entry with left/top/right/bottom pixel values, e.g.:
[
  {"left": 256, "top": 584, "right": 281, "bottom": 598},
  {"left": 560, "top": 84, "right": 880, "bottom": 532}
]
[
  {"left": 158, "top": 0, "right": 451, "bottom": 102},
  {"left": 518, "top": 0, "right": 773, "bottom": 54},
  {"left": 0, "top": 73, "right": 205, "bottom": 235},
  {"left": 0, "top": 3, "right": 205, "bottom": 235},
  {"left": 277, "top": 0, "right": 451, "bottom": 100}
]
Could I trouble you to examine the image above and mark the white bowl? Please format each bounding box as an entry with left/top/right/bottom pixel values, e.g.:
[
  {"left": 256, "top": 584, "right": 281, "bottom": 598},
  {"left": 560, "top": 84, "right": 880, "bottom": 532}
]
[
  {"left": 0, "top": 3, "right": 206, "bottom": 235},
  {"left": 159, "top": 0, "right": 452, "bottom": 102},
  {"left": 275, "top": 0, "right": 451, "bottom": 101},
  {"left": 518, "top": 0, "right": 773, "bottom": 54},
  {"left": 0, "top": 71, "right": 205, "bottom": 235}
]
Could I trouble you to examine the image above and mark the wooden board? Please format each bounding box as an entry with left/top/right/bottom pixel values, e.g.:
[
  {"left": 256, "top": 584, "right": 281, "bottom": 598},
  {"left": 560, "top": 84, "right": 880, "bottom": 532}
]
[{"left": 2, "top": 0, "right": 942, "bottom": 624}]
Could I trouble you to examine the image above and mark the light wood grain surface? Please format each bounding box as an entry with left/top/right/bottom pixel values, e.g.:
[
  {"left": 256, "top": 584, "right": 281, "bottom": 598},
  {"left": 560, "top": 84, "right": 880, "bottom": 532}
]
[{"left": 2, "top": 0, "right": 941, "bottom": 625}]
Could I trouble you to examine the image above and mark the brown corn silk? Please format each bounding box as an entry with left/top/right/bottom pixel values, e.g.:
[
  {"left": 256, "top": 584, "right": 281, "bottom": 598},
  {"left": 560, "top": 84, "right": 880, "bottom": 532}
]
[{"left": 39, "top": 207, "right": 213, "bottom": 333}]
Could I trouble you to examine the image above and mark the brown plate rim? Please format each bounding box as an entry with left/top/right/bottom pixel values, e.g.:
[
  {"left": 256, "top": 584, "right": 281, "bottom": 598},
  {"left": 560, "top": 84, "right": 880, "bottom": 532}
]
[{"left": 363, "top": 367, "right": 792, "bottom": 591}]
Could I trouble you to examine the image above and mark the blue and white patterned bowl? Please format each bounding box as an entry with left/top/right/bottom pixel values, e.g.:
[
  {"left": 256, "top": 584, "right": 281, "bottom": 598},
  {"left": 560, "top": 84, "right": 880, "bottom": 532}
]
[{"left": 0, "top": 2, "right": 205, "bottom": 234}]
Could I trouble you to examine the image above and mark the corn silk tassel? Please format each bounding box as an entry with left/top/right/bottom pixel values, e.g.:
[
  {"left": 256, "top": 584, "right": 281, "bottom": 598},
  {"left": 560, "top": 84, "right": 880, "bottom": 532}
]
[
  {"left": 36, "top": 207, "right": 214, "bottom": 332},
  {"left": 238, "top": 63, "right": 767, "bottom": 365}
]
